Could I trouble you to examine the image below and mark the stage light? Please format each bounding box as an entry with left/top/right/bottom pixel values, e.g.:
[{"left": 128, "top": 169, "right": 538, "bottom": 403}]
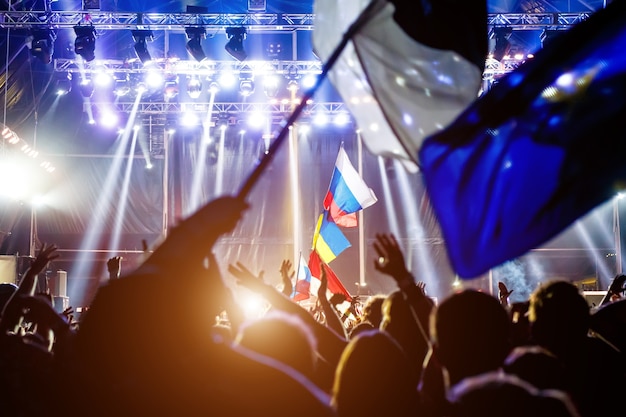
[
  {"left": 492, "top": 27, "right": 512, "bottom": 61},
  {"left": 74, "top": 25, "right": 97, "bottom": 62},
  {"left": 248, "top": 0, "right": 266, "bottom": 12},
  {"left": 113, "top": 75, "right": 131, "bottom": 97},
  {"left": 240, "top": 79, "right": 255, "bottom": 97},
  {"left": 29, "top": 28, "right": 56, "bottom": 64},
  {"left": 164, "top": 76, "right": 179, "bottom": 100},
  {"left": 185, "top": 27, "right": 207, "bottom": 62},
  {"left": 239, "top": 72, "right": 255, "bottom": 97},
  {"left": 225, "top": 27, "right": 247, "bottom": 61},
  {"left": 262, "top": 75, "right": 279, "bottom": 98},
  {"left": 208, "top": 81, "right": 221, "bottom": 94},
  {"left": 55, "top": 73, "right": 72, "bottom": 95},
  {"left": 187, "top": 76, "right": 202, "bottom": 99},
  {"left": 132, "top": 30, "right": 153, "bottom": 63},
  {"left": 78, "top": 78, "right": 94, "bottom": 98}
]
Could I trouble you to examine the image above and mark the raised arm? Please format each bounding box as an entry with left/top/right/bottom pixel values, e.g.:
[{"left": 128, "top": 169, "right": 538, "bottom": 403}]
[
  {"left": 316, "top": 266, "right": 348, "bottom": 339},
  {"left": 228, "top": 262, "right": 348, "bottom": 366},
  {"left": 107, "top": 256, "right": 122, "bottom": 280},
  {"left": 16, "top": 243, "right": 59, "bottom": 298},
  {"left": 280, "top": 259, "right": 295, "bottom": 297},
  {"left": 373, "top": 233, "right": 415, "bottom": 291}
]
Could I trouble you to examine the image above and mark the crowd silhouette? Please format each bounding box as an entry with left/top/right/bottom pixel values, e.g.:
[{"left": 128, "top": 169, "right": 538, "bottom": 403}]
[{"left": 1, "top": 195, "right": 625, "bottom": 417}]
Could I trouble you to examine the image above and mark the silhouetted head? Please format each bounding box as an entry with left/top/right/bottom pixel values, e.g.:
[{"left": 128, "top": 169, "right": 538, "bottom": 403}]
[
  {"left": 503, "top": 345, "right": 568, "bottom": 391},
  {"left": 431, "top": 289, "right": 511, "bottom": 386},
  {"left": 234, "top": 310, "right": 317, "bottom": 379},
  {"left": 362, "top": 294, "right": 385, "bottom": 328},
  {"left": 528, "top": 280, "right": 590, "bottom": 357},
  {"left": 332, "top": 329, "right": 418, "bottom": 417},
  {"left": 448, "top": 371, "right": 581, "bottom": 417},
  {"left": 0, "top": 282, "right": 18, "bottom": 312},
  {"left": 380, "top": 289, "right": 434, "bottom": 382}
]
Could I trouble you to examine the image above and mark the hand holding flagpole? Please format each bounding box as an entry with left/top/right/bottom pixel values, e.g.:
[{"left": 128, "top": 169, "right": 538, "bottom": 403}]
[{"left": 237, "top": 0, "right": 384, "bottom": 200}]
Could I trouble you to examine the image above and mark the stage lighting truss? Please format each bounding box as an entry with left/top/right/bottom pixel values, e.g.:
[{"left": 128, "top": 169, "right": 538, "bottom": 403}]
[
  {"left": 225, "top": 27, "right": 247, "bottom": 61},
  {"left": 132, "top": 30, "right": 154, "bottom": 63},
  {"left": 74, "top": 25, "right": 97, "bottom": 62}
]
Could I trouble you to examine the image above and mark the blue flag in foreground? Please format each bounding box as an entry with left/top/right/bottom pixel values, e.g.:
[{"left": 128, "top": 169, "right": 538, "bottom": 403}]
[{"left": 419, "top": 1, "right": 626, "bottom": 278}]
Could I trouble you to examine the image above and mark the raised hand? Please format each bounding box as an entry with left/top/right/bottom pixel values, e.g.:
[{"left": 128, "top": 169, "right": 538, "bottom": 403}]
[
  {"left": 228, "top": 262, "right": 267, "bottom": 293},
  {"left": 18, "top": 243, "right": 59, "bottom": 297},
  {"left": 317, "top": 265, "right": 328, "bottom": 300},
  {"left": 107, "top": 256, "right": 123, "bottom": 280},
  {"left": 498, "top": 282, "right": 514, "bottom": 306},
  {"left": 280, "top": 259, "right": 295, "bottom": 296},
  {"left": 373, "top": 233, "right": 414, "bottom": 289},
  {"left": 30, "top": 243, "right": 59, "bottom": 277}
]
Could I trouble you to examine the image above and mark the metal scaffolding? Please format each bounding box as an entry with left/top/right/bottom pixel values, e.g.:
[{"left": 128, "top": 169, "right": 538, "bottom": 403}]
[{"left": 0, "top": 11, "right": 591, "bottom": 31}]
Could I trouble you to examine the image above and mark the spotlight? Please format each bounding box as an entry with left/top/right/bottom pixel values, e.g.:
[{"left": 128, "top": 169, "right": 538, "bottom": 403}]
[
  {"left": 248, "top": 0, "right": 266, "bottom": 12},
  {"left": 240, "top": 79, "right": 255, "bottom": 97},
  {"left": 113, "top": 75, "right": 131, "bottom": 97},
  {"left": 208, "top": 80, "right": 221, "bottom": 94},
  {"left": 225, "top": 27, "right": 247, "bottom": 61},
  {"left": 29, "top": 28, "right": 56, "bottom": 64},
  {"left": 262, "top": 75, "right": 280, "bottom": 98},
  {"left": 55, "top": 73, "right": 72, "bottom": 95},
  {"left": 74, "top": 25, "right": 97, "bottom": 62},
  {"left": 185, "top": 27, "right": 207, "bottom": 62},
  {"left": 239, "top": 72, "right": 255, "bottom": 97},
  {"left": 78, "top": 77, "right": 94, "bottom": 98},
  {"left": 164, "top": 76, "right": 179, "bottom": 100},
  {"left": 492, "top": 27, "right": 512, "bottom": 61},
  {"left": 186, "top": 76, "right": 202, "bottom": 99},
  {"left": 131, "top": 30, "right": 153, "bottom": 63}
]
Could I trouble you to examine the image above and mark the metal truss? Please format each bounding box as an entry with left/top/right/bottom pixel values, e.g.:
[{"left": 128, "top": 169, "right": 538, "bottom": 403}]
[
  {"left": 0, "top": 11, "right": 314, "bottom": 31},
  {"left": 0, "top": 11, "right": 592, "bottom": 31},
  {"left": 487, "top": 12, "right": 592, "bottom": 29},
  {"left": 86, "top": 101, "right": 347, "bottom": 117},
  {"left": 86, "top": 101, "right": 349, "bottom": 157},
  {"left": 54, "top": 58, "right": 323, "bottom": 76}
]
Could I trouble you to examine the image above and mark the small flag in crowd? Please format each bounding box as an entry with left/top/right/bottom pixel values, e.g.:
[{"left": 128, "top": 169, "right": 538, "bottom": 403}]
[
  {"left": 323, "top": 146, "right": 377, "bottom": 227},
  {"left": 312, "top": 0, "right": 486, "bottom": 172},
  {"left": 293, "top": 253, "right": 314, "bottom": 301},
  {"left": 419, "top": 0, "right": 626, "bottom": 278},
  {"left": 308, "top": 250, "right": 352, "bottom": 302},
  {"left": 313, "top": 211, "right": 352, "bottom": 263}
]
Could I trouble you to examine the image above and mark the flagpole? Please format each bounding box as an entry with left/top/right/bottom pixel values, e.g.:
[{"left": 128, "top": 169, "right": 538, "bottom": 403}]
[
  {"left": 292, "top": 250, "right": 302, "bottom": 300},
  {"left": 357, "top": 131, "right": 366, "bottom": 288},
  {"left": 237, "top": 0, "right": 384, "bottom": 200}
]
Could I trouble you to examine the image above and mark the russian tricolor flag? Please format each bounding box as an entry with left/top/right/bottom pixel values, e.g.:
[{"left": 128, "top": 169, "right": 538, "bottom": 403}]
[
  {"left": 323, "top": 146, "right": 377, "bottom": 227},
  {"left": 293, "top": 253, "right": 315, "bottom": 301}
]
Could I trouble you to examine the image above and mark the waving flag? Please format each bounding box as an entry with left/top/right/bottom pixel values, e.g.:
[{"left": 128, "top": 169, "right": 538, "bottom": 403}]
[
  {"left": 293, "top": 253, "right": 315, "bottom": 301},
  {"left": 308, "top": 250, "right": 352, "bottom": 302},
  {"left": 419, "top": 1, "right": 626, "bottom": 278},
  {"left": 313, "top": 0, "right": 486, "bottom": 172},
  {"left": 323, "top": 146, "right": 378, "bottom": 227},
  {"left": 313, "top": 212, "right": 352, "bottom": 263}
]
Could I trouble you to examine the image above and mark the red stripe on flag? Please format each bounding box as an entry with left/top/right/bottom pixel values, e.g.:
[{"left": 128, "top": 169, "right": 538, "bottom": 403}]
[{"left": 308, "top": 250, "right": 352, "bottom": 302}]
